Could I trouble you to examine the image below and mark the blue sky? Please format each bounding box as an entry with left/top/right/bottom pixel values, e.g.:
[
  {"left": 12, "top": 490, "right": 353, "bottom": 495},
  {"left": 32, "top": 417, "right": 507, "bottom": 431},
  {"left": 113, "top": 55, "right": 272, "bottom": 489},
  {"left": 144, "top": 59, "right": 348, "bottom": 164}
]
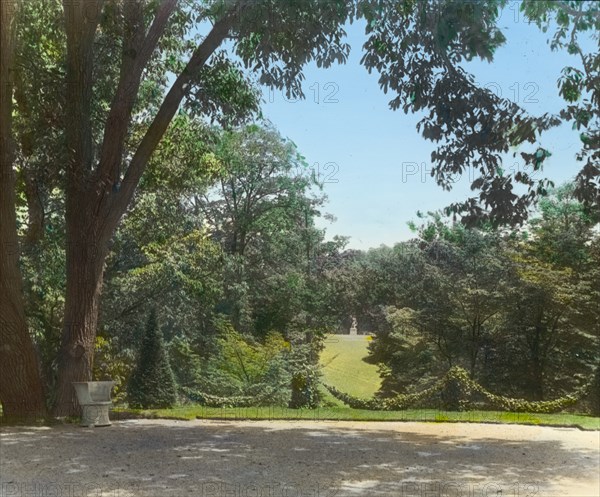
[{"left": 255, "top": 8, "right": 592, "bottom": 249}]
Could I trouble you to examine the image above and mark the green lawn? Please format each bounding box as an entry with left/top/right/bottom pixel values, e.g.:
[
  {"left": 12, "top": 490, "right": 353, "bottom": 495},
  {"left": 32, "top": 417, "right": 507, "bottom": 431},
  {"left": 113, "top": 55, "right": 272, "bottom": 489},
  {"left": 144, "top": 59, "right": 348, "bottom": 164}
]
[
  {"left": 113, "top": 406, "right": 600, "bottom": 430},
  {"left": 320, "top": 334, "right": 381, "bottom": 398}
]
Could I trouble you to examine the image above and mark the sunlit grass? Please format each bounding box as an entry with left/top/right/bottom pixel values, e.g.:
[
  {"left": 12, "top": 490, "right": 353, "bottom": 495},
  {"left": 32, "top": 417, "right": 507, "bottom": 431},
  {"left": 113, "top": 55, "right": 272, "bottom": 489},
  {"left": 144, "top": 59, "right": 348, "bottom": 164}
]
[
  {"left": 320, "top": 334, "right": 381, "bottom": 398},
  {"left": 113, "top": 406, "right": 600, "bottom": 430}
]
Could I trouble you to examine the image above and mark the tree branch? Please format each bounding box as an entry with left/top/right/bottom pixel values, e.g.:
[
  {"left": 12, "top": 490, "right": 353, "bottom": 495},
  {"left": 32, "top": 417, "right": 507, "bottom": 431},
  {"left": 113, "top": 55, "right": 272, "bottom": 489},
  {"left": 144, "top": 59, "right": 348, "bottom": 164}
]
[
  {"left": 62, "top": 0, "right": 105, "bottom": 184},
  {"left": 107, "top": 6, "right": 239, "bottom": 235},
  {"left": 95, "top": 0, "right": 178, "bottom": 191}
]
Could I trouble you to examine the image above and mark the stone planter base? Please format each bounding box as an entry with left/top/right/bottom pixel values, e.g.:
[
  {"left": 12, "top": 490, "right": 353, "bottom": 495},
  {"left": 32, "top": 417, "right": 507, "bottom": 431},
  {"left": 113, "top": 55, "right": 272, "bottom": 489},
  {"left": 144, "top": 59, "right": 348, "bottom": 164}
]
[{"left": 80, "top": 402, "right": 112, "bottom": 427}]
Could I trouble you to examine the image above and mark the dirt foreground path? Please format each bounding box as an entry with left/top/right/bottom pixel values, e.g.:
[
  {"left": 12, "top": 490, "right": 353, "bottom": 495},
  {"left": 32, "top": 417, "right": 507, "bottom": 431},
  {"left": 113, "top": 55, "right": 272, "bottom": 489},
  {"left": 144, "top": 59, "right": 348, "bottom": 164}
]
[{"left": 1, "top": 419, "right": 598, "bottom": 497}]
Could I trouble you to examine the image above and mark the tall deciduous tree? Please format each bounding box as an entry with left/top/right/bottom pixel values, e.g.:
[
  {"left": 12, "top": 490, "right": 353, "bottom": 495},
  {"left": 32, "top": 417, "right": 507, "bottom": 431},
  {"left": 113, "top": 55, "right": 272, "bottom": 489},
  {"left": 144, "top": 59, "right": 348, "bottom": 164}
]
[
  {"left": 0, "top": 0, "right": 48, "bottom": 418},
  {"left": 23, "top": 0, "right": 351, "bottom": 417},
  {"left": 200, "top": 124, "right": 329, "bottom": 334},
  {"left": 202, "top": 125, "right": 320, "bottom": 257},
  {"left": 54, "top": 0, "right": 219, "bottom": 416}
]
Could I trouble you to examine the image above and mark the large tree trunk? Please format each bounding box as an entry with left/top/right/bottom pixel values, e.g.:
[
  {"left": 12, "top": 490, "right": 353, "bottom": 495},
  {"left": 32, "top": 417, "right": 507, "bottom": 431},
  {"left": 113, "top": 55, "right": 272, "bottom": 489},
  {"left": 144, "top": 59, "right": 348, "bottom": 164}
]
[
  {"left": 52, "top": 224, "right": 108, "bottom": 416},
  {"left": 528, "top": 325, "right": 545, "bottom": 400},
  {"left": 0, "top": 0, "right": 48, "bottom": 419},
  {"left": 0, "top": 200, "right": 48, "bottom": 419},
  {"left": 529, "top": 360, "right": 545, "bottom": 401},
  {"left": 0, "top": 261, "right": 48, "bottom": 419}
]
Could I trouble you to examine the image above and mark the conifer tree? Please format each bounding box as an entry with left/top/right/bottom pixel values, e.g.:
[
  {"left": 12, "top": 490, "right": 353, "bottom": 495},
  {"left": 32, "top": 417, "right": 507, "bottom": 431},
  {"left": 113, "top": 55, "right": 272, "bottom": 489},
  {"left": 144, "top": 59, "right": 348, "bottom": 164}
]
[{"left": 128, "top": 309, "right": 177, "bottom": 409}]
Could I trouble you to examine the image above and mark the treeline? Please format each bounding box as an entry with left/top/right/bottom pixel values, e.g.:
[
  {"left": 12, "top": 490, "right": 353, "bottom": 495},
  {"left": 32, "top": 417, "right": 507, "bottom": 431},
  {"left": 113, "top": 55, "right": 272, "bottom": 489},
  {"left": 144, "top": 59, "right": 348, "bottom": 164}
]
[
  {"left": 16, "top": 111, "right": 600, "bottom": 410},
  {"left": 328, "top": 188, "right": 599, "bottom": 403},
  {"left": 19, "top": 122, "right": 600, "bottom": 410},
  {"left": 20, "top": 123, "right": 342, "bottom": 409}
]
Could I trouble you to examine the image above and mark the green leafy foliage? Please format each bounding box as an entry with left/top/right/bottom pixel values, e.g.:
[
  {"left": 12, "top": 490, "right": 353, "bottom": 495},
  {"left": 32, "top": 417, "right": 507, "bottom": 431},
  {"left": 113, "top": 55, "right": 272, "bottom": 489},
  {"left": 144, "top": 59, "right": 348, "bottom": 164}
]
[
  {"left": 288, "top": 335, "right": 323, "bottom": 409},
  {"left": 330, "top": 190, "right": 599, "bottom": 406},
  {"left": 360, "top": 0, "right": 599, "bottom": 224},
  {"left": 93, "top": 336, "right": 134, "bottom": 404},
  {"left": 178, "top": 321, "right": 293, "bottom": 407},
  {"left": 185, "top": 51, "right": 261, "bottom": 127}
]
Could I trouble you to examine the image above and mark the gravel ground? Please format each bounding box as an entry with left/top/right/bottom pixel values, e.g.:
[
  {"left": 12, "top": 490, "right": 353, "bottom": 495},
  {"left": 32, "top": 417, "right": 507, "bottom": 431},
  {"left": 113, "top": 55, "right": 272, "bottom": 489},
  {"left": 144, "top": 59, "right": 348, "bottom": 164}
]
[{"left": 1, "top": 419, "right": 598, "bottom": 497}]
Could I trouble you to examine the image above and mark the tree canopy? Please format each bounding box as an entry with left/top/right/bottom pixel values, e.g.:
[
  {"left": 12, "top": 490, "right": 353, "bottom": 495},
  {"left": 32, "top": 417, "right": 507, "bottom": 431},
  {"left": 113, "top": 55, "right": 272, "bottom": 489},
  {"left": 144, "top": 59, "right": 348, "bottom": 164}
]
[{"left": 1, "top": 0, "right": 598, "bottom": 418}]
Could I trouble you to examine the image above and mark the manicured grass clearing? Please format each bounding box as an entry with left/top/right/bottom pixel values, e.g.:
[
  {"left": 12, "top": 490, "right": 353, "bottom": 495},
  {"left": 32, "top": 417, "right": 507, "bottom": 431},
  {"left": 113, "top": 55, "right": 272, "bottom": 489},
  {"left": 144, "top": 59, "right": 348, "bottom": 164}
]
[
  {"left": 114, "top": 406, "right": 600, "bottom": 431},
  {"left": 320, "top": 334, "right": 381, "bottom": 398}
]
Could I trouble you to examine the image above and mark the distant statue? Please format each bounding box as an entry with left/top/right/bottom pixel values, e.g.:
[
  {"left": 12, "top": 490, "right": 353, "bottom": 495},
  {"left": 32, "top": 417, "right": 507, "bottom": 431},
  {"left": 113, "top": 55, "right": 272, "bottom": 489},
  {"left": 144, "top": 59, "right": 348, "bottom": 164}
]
[{"left": 349, "top": 316, "right": 358, "bottom": 335}]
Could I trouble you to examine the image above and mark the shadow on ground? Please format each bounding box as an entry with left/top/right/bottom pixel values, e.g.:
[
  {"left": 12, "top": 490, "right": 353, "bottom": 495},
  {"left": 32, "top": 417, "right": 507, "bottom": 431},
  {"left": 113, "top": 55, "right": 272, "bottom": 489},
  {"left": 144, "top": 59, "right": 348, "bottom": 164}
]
[{"left": 1, "top": 420, "right": 598, "bottom": 496}]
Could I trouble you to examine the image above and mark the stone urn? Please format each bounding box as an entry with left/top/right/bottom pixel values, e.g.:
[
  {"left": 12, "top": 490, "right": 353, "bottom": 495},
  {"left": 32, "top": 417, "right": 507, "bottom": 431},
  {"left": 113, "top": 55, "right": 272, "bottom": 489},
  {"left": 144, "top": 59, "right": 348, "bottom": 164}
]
[{"left": 72, "top": 381, "right": 115, "bottom": 427}]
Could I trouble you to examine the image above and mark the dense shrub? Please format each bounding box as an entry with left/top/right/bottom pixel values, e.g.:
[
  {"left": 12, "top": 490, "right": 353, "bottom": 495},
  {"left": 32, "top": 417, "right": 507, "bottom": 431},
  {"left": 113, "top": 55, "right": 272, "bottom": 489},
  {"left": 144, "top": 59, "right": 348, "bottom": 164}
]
[
  {"left": 127, "top": 309, "right": 178, "bottom": 409},
  {"left": 93, "top": 335, "right": 134, "bottom": 403},
  {"left": 289, "top": 365, "right": 321, "bottom": 408},
  {"left": 287, "top": 331, "right": 323, "bottom": 409},
  {"left": 182, "top": 324, "right": 292, "bottom": 406},
  {"left": 439, "top": 368, "right": 472, "bottom": 411}
]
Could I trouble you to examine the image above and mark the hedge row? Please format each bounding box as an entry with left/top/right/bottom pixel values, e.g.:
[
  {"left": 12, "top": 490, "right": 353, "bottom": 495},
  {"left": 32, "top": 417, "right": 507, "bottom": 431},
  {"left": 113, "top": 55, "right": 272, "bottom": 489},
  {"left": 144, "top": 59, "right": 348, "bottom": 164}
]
[
  {"left": 325, "top": 380, "right": 443, "bottom": 410},
  {"left": 325, "top": 366, "right": 595, "bottom": 413},
  {"left": 181, "top": 387, "right": 258, "bottom": 408},
  {"left": 180, "top": 383, "right": 294, "bottom": 408},
  {"left": 452, "top": 367, "right": 592, "bottom": 413}
]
